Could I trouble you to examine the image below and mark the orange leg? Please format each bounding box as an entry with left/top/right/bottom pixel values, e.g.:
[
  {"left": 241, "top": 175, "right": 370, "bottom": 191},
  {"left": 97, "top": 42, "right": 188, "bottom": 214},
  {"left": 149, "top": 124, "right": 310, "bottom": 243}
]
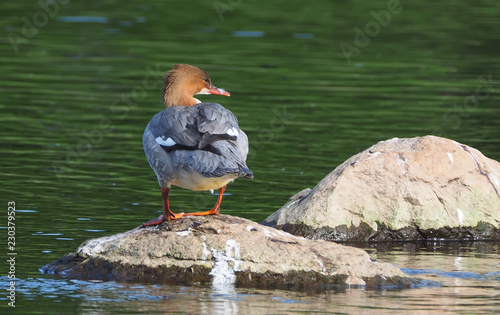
[
  {"left": 142, "top": 187, "right": 184, "bottom": 226},
  {"left": 184, "top": 185, "right": 226, "bottom": 217}
]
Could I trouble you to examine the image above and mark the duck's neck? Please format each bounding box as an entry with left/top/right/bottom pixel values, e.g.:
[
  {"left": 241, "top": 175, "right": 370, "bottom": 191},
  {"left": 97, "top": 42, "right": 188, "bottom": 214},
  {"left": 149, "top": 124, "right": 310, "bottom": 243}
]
[
  {"left": 163, "top": 87, "right": 197, "bottom": 108},
  {"left": 162, "top": 74, "right": 198, "bottom": 107}
]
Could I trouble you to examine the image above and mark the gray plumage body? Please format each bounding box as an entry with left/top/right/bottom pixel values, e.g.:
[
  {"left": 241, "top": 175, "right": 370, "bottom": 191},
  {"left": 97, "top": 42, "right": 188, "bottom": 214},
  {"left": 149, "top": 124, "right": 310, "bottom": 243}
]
[{"left": 143, "top": 102, "right": 253, "bottom": 191}]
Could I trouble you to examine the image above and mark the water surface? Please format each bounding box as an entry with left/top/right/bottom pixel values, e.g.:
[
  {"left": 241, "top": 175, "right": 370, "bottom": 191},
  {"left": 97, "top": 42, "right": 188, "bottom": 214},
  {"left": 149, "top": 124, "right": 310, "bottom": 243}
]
[{"left": 1, "top": 0, "right": 499, "bottom": 313}]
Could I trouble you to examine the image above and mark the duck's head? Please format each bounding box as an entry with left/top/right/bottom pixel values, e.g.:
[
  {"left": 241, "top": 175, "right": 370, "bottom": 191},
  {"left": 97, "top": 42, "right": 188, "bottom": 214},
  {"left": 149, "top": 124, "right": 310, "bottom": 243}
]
[{"left": 162, "top": 64, "right": 230, "bottom": 107}]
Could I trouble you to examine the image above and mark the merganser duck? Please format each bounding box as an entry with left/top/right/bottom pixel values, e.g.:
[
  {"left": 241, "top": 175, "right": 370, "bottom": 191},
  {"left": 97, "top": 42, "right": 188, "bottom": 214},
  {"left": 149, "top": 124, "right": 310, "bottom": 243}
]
[{"left": 142, "top": 64, "right": 253, "bottom": 226}]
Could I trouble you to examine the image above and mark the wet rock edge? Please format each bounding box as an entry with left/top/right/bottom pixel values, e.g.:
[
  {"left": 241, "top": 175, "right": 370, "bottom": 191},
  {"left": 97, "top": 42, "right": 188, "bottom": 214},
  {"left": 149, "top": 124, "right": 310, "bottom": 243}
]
[
  {"left": 265, "top": 221, "right": 500, "bottom": 242},
  {"left": 40, "top": 253, "right": 426, "bottom": 292}
]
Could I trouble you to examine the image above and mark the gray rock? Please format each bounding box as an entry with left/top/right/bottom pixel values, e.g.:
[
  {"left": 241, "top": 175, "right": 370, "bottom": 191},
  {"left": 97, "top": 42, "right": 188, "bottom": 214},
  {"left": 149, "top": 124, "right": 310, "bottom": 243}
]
[
  {"left": 263, "top": 136, "right": 500, "bottom": 241},
  {"left": 41, "top": 215, "right": 419, "bottom": 290}
]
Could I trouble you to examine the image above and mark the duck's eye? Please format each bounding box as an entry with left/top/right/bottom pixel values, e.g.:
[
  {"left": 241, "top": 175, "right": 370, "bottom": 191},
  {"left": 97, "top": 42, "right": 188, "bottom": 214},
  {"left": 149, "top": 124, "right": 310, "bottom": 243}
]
[{"left": 203, "top": 77, "right": 209, "bottom": 83}]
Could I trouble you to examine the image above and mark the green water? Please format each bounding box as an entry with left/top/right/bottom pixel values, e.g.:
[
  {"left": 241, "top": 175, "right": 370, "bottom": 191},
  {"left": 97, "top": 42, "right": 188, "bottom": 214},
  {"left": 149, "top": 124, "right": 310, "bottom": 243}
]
[{"left": 1, "top": 0, "right": 499, "bottom": 313}]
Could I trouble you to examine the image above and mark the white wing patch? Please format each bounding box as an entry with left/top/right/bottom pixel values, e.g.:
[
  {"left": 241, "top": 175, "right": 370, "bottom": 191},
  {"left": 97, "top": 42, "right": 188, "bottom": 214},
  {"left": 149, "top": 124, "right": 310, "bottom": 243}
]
[
  {"left": 155, "top": 136, "right": 176, "bottom": 146},
  {"left": 227, "top": 127, "right": 239, "bottom": 137}
]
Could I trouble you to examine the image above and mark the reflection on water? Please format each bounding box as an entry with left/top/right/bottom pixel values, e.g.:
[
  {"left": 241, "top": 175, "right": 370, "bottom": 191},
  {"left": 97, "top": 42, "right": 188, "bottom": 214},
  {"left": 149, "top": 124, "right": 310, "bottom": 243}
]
[
  {"left": 209, "top": 282, "right": 239, "bottom": 315},
  {"left": 1, "top": 242, "right": 498, "bottom": 314},
  {"left": 58, "top": 16, "right": 109, "bottom": 23},
  {"left": 1, "top": 0, "right": 500, "bottom": 313},
  {"left": 232, "top": 31, "right": 265, "bottom": 37}
]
